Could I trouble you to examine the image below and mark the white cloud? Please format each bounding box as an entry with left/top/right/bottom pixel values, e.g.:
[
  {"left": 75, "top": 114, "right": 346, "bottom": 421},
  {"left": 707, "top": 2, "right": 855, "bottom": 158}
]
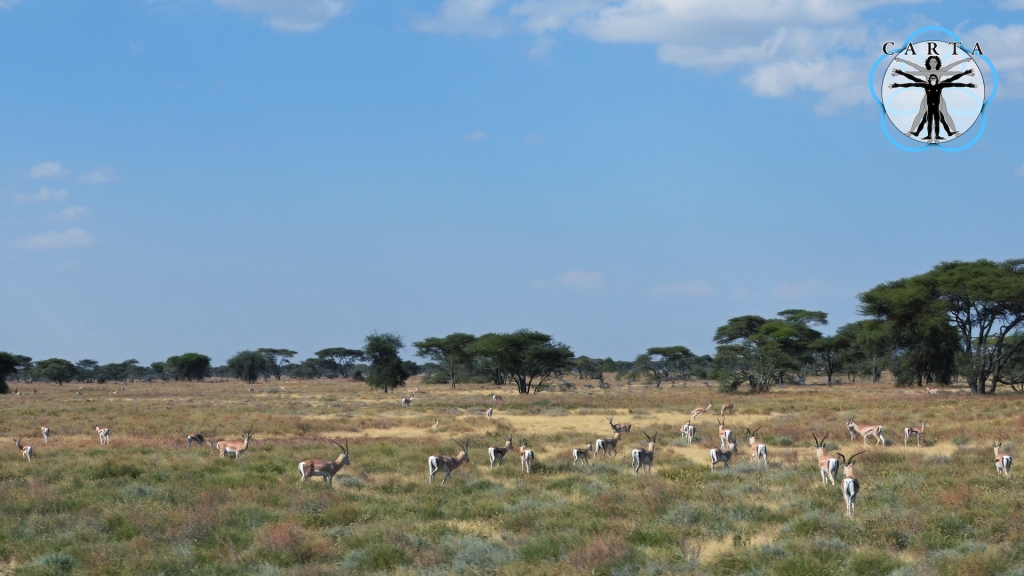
[
  {"left": 771, "top": 278, "right": 825, "bottom": 300},
  {"left": 414, "top": 0, "right": 506, "bottom": 37},
  {"left": 15, "top": 187, "right": 68, "bottom": 204},
  {"left": 29, "top": 161, "right": 64, "bottom": 179},
  {"left": 0, "top": 0, "right": 20, "bottom": 9},
  {"left": 1015, "top": 163, "right": 1024, "bottom": 177},
  {"left": 965, "top": 24, "right": 1024, "bottom": 98},
  {"left": 650, "top": 281, "right": 713, "bottom": 297},
  {"left": 19, "top": 228, "right": 94, "bottom": 250},
  {"left": 213, "top": 0, "right": 347, "bottom": 32},
  {"left": 78, "top": 168, "right": 120, "bottom": 184},
  {"left": 528, "top": 35, "right": 557, "bottom": 59},
  {"left": 463, "top": 131, "right": 488, "bottom": 141},
  {"left": 53, "top": 206, "right": 89, "bottom": 221},
  {"left": 996, "top": 0, "right": 1024, "bottom": 9},
  {"left": 522, "top": 134, "right": 545, "bottom": 144},
  {"left": 556, "top": 270, "right": 604, "bottom": 289}
]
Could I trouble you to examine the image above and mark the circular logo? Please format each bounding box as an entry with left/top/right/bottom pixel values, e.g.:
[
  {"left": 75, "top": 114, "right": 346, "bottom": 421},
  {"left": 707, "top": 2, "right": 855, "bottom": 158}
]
[{"left": 880, "top": 42, "right": 986, "bottom": 144}]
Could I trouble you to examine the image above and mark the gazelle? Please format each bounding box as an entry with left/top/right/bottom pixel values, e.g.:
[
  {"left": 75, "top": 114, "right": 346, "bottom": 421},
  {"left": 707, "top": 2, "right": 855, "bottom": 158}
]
[
  {"left": 428, "top": 439, "right": 470, "bottom": 485},
  {"left": 680, "top": 419, "right": 695, "bottom": 445},
  {"left": 720, "top": 403, "right": 734, "bottom": 417},
  {"left": 96, "top": 426, "right": 111, "bottom": 446},
  {"left": 520, "top": 440, "right": 535, "bottom": 474},
  {"left": 710, "top": 441, "right": 735, "bottom": 470},
  {"left": 401, "top": 397, "right": 413, "bottom": 407},
  {"left": 994, "top": 441, "right": 1013, "bottom": 478},
  {"left": 41, "top": 425, "right": 49, "bottom": 444},
  {"left": 572, "top": 445, "right": 591, "bottom": 466},
  {"left": 485, "top": 407, "right": 493, "bottom": 419},
  {"left": 846, "top": 418, "right": 886, "bottom": 447},
  {"left": 813, "top": 433, "right": 839, "bottom": 486},
  {"left": 691, "top": 402, "right": 713, "bottom": 419},
  {"left": 837, "top": 451, "right": 867, "bottom": 516},
  {"left": 488, "top": 433, "right": 514, "bottom": 468},
  {"left": 608, "top": 417, "right": 632, "bottom": 434},
  {"left": 632, "top": 432, "right": 657, "bottom": 476},
  {"left": 491, "top": 394, "right": 504, "bottom": 402},
  {"left": 432, "top": 419, "right": 440, "bottom": 429},
  {"left": 903, "top": 421, "right": 926, "bottom": 447},
  {"left": 14, "top": 439, "right": 32, "bottom": 461},
  {"left": 297, "top": 438, "right": 350, "bottom": 486},
  {"left": 746, "top": 427, "right": 768, "bottom": 467},
  {"left": 594, "top": 431, "right": 621, "bottom": 458},
  {"left": 217, "top": 427, "right": 254, "bottom": 458},
  {"left": 186, "top": 432, "right": 206, "bottom": 447},
  {"left": 717, "top": 418, "right": 734, "bottom": 450}
]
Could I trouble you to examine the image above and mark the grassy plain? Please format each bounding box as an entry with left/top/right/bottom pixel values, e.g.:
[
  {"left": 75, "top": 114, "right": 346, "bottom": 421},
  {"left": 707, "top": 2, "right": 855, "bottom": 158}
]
[{"left": 2, "top": 376, "right": 1024, "bottom": 575}]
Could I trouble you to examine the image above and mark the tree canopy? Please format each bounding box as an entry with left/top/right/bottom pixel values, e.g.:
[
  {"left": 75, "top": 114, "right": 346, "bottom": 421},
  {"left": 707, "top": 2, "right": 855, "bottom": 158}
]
[
  {"left": 166, "top": 353, "right": 212, "bottom": 381},
  {"left": 0, "top": 352, "right": 30, "bottom": 394},
  {"left": 228, "top": 350, "right": 270, "bottom": 384},
  {"left": 257, "top": 349, "right": 296, "bottom": 381},
  {"left": 315, "top": 347, "right": 365, "bottom": 379},
  {"left": 414, "top": 333, "right": 476, "bottom": 389},
  {"left": 31, "top": 358, "right": 78, "bottom": 385},
  {"left": 472, "top": 330, "right": 574, "bottom": 394},
  {"left": 363, "top": 332, "right": 408, "bottom": 393},
  {"left": 712, "top": 310, "right": 827, "bottom": 392}
]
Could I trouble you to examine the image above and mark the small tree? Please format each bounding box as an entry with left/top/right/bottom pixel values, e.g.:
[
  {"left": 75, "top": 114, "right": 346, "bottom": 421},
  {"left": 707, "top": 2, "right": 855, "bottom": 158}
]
[
  {"left": 228, "top": 350, "right": 270, "bottom": 384},
  {"left": 472, "top": 330, "right": 574, "bottom": 394},
  {"left": 315, "top": 348, "right": 365, "bottom": 379},
  {"left": 0, "top": 352, "right": 30, "bottom": 394},
  {"left": 166, "top": 353, "right": 212, "bottom": 381},
  {"left": 414, "top": 333, "right": 476, "bottom": 389},
  {"left": 150, "top": 361, "right": 167, "bottom": 381},
  {"left": 363, "top": 332, "right": 409, "bottom": 393},
  {"left": 257, "top": 349, "right": 297, "bottom": 380},
  {"left": 31, "top": 358, "right": 79, "bottom": 385},
  {"left": 809, "top": 335, "right": 851, "bottom": 385}
]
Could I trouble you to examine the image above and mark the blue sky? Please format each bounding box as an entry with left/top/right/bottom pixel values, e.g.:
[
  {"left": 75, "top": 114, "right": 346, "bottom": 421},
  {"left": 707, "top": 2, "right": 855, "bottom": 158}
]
[{"left": 2, "top": 0, "right": 1023, "bottom": 365}]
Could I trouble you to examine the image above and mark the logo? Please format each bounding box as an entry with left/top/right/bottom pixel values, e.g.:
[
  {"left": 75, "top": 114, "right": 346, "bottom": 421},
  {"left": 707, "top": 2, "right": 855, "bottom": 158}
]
[{"left": 870, "top": 27, "right": 998, "bottom": 152}]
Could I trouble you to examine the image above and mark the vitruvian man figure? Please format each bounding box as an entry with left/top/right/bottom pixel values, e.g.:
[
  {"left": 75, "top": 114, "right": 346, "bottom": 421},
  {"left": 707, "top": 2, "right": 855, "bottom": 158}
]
[
  {"left": 890, "top": 64, "right": 976, "bottom": 142},
  {"left": 892, "top": 55, "right": 971, "bottom": 136}
]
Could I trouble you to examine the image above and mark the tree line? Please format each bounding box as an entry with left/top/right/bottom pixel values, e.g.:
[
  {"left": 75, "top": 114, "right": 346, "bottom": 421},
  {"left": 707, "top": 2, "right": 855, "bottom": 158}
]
[{"left": 3, "top": 259, "right": 1023, "bottom": 395}]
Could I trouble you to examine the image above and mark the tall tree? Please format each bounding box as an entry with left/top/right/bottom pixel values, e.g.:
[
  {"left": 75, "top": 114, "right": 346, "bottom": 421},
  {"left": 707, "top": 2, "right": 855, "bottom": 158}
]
[
  {"left": 228, "top": 350, "right": 270, "bottom": 384},
  {"left": 363, "top": 332, "right": 409, "bottom": 393},
  {"left": 837, "top": 320, "right": 890, "bottom": 383},
  {"left": 165, "top": 353, "right": 212, "bottom": 381},
  {"left": 713, "top": 310, "right": 826, "bottom": 390},
  {"left": 315, "top": 348, "right": 365, "bottom": 379},
  {"left": 642, "top": 346, "right": 697, "bottom": 387},
  {"left": 31, "top": 358, "right": 79, "bottom": 385},
  {"left": 809, "top": 334, "right": 851, "bottom": 385},
  {"left": 0, "top": 352, "right": 30, "bottom": 394},
  {"left": 413, "top": 333, "right": 476, "bottom": 389},
  {"left": 472, "top": 330, "right": 574, "bottom": 394},
  {"left": 257, "top": 349, "right": 297, "bottom": 380},
  {"left": 76, "top": 359, "right": 99, "bottom": 382},
  {"left": 150, "top": 361, "right": 167, "bottom": 381}
]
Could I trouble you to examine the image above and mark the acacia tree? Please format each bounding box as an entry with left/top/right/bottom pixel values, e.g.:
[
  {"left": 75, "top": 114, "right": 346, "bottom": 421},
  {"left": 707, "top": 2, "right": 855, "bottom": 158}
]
[
  {"left": 228, "top": 350, "right": 270, "bottom": 384},
  {"left": 836, "top": 320, "right": 890, "bottom": 383},
  {"left": 413, "top": 333, "right": 476, "bottom": 389},
  {"left": 363, "top": 332, "right": 409, "bottom": 393},
  {"left": 712, "top": 310, "right": 826, "bottom": 391},
  {"left": 166, "top": 353, "right": 212, "bottom": 381},
  {"left": 31, "top": 358, "right": 78, "bottom": 385},
  {"left": 809, "top": 335, "right": 851, "bottom": 386},
  {"left": 637, "top": 346, "right": 697, "bottom": 387},
  {"left": 0, "top": 352, "right": 30, "bottom": 394},
  {"left": 257, "top": 349, "right": 297, "bottom": 380},
  {"left": 315, "top": 348, "right": 365, "bottom": 379},
  {"left": 472, "top": 330, "right": 574, "bottom": 394}
]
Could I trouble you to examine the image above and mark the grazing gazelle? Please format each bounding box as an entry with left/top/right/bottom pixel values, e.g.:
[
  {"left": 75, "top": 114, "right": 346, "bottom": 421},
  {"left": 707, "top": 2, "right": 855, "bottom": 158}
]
[
  {"left": 904, "top": 421, "right": 926, "bottom": 447},
  {"left": 186, "top": 432, "right": 206, "bottom": 447},
  {"left": 485, "top": 407, "right": 493, "bottom": 419},
  {"left": 717, "top": 418, "right": 734, "bottom": 451},
  {"left": 746, "top": 427, "right": 768, "bottom": 467},
  {"left": 41, "top": 425, "right": 49, "bottom": 444},
  {"left": 14, "top": 439, "right": 32, "bottom": 461},
  {"left": 428, "top": 439, "right": 470, "bottom": 485},
  {"left": 95, "top": 426, "right": 111, "bottom": 446},
  {"left": 594, "top": 431, "right": 622, "bottom": 458},
  {"left": 401, "top": 397, "right": 413, "bottom": 407},
  {"left": 216, "top": 427, "right": 254, "bottom": 458},
  {"left": 608, "top": 417, "right": 632, "bottom": 434},
  {"left": 710, "top": 441, "right": 736, "bottom": 470},
  {"left": 846, "top": 418, "right": 886, "bottom": 447},
  {"left": 720, "top": 403, "right": 734, "bottom": 417},
  {"left": 680, "top": 419, "right": 695, "bottom": 445},
  {"left": 488, "top": 433, "right": 514, "bottom": 468},
  {"left": 632, "top": 432, "right": 657, "bottom": 476},
  {"left": 994, "top": 441, "right": 1013, "bottom": 478},
  {"left": 491, "top": 394, "right": 504, "bottom": 402},
  {"left": 813, "top": 433, "right": 839, "bottom": 486},
  {"left": 297, "top": 438, "right": 350, "bottom": 486},
  {"left": 837, "top": 451, "right": 867, "bottom": 516},
  {"left": 520, "top": 440, "right": 535, "bottom": 474},
  {"left": 691, "top": 402, "right": 713, "bottom": 419},
  {"left": 572, "top": 445, "right": 592, "bottom": 466}
]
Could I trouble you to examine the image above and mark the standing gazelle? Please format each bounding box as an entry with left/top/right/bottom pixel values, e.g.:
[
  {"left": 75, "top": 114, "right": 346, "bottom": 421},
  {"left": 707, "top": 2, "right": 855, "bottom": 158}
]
[
  {"left": 297, "top": 438, "right": 350, "bottom": 486},
  {"left": 428, "top": 439, "right": 470, "bottom": 485},
  {"left": 594, "top": 431, "right": 621, "bottom": 458},
  {"left": 717, "top": 418, "right": 734, "bottom": 450},
  {"left": 680, "top": 419, "right": 695, "bottom": 445},
  {"left": 746, "top": 427, "right": 768, "bottom": 468},
  {"left": 95, "top": 426, "right": 111, "bottom": 446},
  {"left": 710, "top": 441, "right": 735, "bottom": 470},
  {"left": 813, "top": 433, "right": 839, "bottom": 486},
  {"left": 720, "top": 403, "right": 734, "bottom": 417},
  {"left": 904, "top": 421, "right": 926, "bottom": 447},
  {"left": 837, "top": 451, "right": 867, "bottom": 516},
  {"left": 488, "top": 433, "right": 514, "bottom": 468},
  {"left": 14, "top": 439, "right": 32, "bottom": 461},
  {"left": 608, "top": 417, "right": 632, "bottom": 434},
  {"left": 994, "top": 441, "right": 1013, "bottom": 478},
  {"left": 217, "top": 427, "right": 254, "bottom": 458},
  {"left": 520, "top": 440, "right": 535, "bottom": 475},
  {"left": 691, "top": 402, "right": 713, "bottom": 419},
  {"left": 572, "top": 445, "right": 592, "bottom": 466},
  {"left": 186, "top": 432, "right": 206, "bottom": 447},
  {"left": 631, "top": 432, "right": 657, "bottom": 476},
  {"left": 846, "top": 418, "right": 886, "bottom": 447},
  {"left": 41, "top": 425, "right": 50, "bottom": 444}
]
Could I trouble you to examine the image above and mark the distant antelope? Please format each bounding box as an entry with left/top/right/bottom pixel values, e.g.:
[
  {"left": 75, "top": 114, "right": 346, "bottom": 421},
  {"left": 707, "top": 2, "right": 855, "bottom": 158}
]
[
  {"left": 837, "top": 451, "right": 867, "bottom": 516},
  {"left": 14, "top": 439, "right": 32, "bottom": 461},
  {"left": 710, "top": 441, "right": 736, "bottom": 470},
  {"left": 631, "top": 431, "right": 657, "bottom": 476},
  {"left": 594, "top": 431, "right": 622, "bottom": 458},
  {"left": 41, "top": 425, "right": 49, "bottom": 444},
  {"left": 903, "top": 421, "right": 926, "bottom": 447},
  {"left": 994, "top": 441, "right": 1013, "bottom": 478},
  {"left": 411, "top": 387, "right": 420, "bottom": 394},
  {"left": 520, "top": 440, "right": 535, "bottom": 474},
  {"left": 488, "top": 433, "right": 514, "bottom": 468},
  {"left": 691, "top": 402, "right": 713, "bottom": 419},
  {"left": 186, "top": 432, "right": 206, "bottom": 447},
  {"left": 846, "top": 418, "right": 885, "bottom": 447},
  {"left": 572, "top": 445, "right": 591, "bottom": 466},
  {"left": 401, "top": 397, "right": 413, "bottom": 407},
  {"left": 491, "top": 394, "right": 504, "bottom": 402},
  {"left": 485, "top": 407, "right": 493, "bottom": 419},
  {"left": 927, "top": 387, "right": 940, "bottom": 394},
  {"left": 720, "top": 403, "right": 734, "bottom": 416},
  {"left": 428, "top": 439, "right": 470, "bottom": 485},
  {"left": 216, "top": 427, "right": 253, "bottom": 458},
  {"left": 608, "top": 416, "right": 632, "bottom": 434},
  {"left": 431, "top": 419, "right": 440, "bottom": 429},
  {"left": 813, "top": 433, "right": 839, "bottom": 486},
  {"left": 249, "top": 387, "right": 255, "bottom": 392},
  {"left": 717, "top": 418, "right": 734, "bottom": 450},
  {"left": 746, "top": 427, "right": 768, "bottom": 467},
  {"left": 95, "top": 426, "right": 111, "bottom": 446},
  {"left": 680, "top": 419, "right": 695, "bottom": 445},
  {"left": 297, "top": 438, "right": 350, "bottom": 486}
]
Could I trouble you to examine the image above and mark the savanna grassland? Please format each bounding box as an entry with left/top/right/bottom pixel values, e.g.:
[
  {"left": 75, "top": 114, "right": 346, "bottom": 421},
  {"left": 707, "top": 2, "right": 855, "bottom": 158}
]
[{"left": 2, "top": 377, "right": 1024, "bottom": 576}]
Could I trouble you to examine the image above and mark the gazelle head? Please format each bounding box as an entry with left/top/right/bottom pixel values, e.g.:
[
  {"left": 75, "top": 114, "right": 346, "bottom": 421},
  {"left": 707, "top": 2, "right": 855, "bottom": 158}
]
[
  {"left": 642, "top": 431, "right": 657, "bottom": 449},
  {"left": 14, "top": 438, "right": 24, "bottom": 450},
  {"left": 994, "top": 440, "right": 1005, "bottom": 454},
  {"left": 837, "top": 450, "right": 866, "bottom": 477},
  {"left": 813, "top": 432, "right": 830, "bottom": 453},
  {"left": 717, "top": 418, "right": 727, "bottom": 431},
  {"left": 331, "top": 438, "right": 350, "bottom": 466},
  {"left": 745, "top": 426, "right": 762, "bottom": 445},
  {"left": 454, "top": 439, "right": 470, "bottom": 461},
  {"left": 242, "top": 427, "right": 254, "bottom": 443}
]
